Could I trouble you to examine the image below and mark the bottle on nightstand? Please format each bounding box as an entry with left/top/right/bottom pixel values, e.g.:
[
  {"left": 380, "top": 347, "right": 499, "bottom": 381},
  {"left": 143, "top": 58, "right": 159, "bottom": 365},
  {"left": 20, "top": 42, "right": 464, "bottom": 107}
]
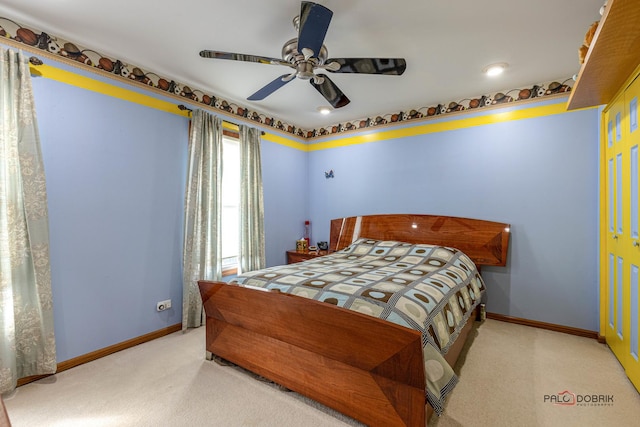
[{"left": 304, "top": 220, "right": 311, "bottom": 246}]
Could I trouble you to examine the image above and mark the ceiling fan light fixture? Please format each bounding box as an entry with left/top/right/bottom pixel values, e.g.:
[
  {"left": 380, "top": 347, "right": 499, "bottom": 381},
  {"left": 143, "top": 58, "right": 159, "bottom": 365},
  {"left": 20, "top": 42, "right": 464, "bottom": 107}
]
[
  {"left": 317, "top": 106, "right": 331, "bottom": 115},
  {"left": 483, "top": 62, "right": 508, "bottom": 77},
  {"left": 200, "top": 2, "right": 405, "bottom": 108}
]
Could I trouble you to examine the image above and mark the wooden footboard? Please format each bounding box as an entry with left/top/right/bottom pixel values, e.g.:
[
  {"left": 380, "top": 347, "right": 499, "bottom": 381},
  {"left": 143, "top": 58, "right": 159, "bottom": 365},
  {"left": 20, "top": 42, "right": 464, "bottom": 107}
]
[{"left": 199, "top": 280, "right": 427, "bottom": 427}]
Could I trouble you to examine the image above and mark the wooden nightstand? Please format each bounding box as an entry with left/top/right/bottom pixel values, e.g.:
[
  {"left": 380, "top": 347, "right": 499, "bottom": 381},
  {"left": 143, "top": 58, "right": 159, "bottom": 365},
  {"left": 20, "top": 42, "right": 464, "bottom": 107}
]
[{"left": 286, "top": 250, "right": 330, "bottom": 264}]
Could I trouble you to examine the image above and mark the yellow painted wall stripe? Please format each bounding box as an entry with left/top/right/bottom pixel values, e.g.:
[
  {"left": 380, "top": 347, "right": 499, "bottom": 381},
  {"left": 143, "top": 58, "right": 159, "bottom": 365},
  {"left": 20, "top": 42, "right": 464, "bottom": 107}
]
[
  {"left": 261, "top": 132, "right": 308, "bottom": 151},
  {"left": 33, "top": 64, "right": 191, "bottom": 118},
  {"left": 222, "top": 122, "right": 239, "bottom": 131},
  {"left": 30, "top": 62, "right": 308, "bottom": 147},
  {"left": 599, "top": 108, "right": 607, "bottom": 338},
  {"left": 220, "top": 118, "right": 305, "bottom": 149},
  {"left": 309, "top": 102, "right": 595, "bottom": 151},
  {"left": 30, "top": 62, "right": 594, "bottom": 153}
]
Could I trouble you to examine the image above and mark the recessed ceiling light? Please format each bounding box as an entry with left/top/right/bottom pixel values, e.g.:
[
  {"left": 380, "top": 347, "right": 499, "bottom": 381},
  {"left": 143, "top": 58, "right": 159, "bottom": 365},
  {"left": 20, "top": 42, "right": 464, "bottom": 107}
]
[
  {"left": 483, "top": 63, "right": 508, "bottom": 77},
  {"left": 317, "top": 106, "right": 331, "bottom": 115}
]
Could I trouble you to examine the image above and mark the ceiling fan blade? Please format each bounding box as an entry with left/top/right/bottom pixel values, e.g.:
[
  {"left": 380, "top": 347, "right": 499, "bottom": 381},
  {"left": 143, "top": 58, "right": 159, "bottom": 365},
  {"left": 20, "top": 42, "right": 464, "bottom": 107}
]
[
  {"left": 247, "top": 74, "right": 294, "bottom": 101},
  {"left": 199, "top": 50, "right": 290, "bottom": 67},
  {"left": 309, "top": 74, "right": 350, "bottom": 108},
  {"left": 298, "top": 2, "right": 333, "bottom": 58},
  {"left": 326, "top": 58, "right": 407, "bottom": 75}
]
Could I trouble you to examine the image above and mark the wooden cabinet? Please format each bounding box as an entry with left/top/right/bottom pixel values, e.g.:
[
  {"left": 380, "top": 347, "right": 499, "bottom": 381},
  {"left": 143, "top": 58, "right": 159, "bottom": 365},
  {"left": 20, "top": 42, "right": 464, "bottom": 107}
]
[
  {"left": 286, "top": 250, "right": 330, "bottom": 264},
  {"left": 567, "top": 0, "right": 640, "bottom": 110}
]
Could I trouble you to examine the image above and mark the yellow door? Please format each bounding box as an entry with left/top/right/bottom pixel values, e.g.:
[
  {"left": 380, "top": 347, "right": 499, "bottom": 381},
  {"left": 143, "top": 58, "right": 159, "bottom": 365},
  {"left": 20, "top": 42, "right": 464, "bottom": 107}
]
[
  {"left": 624, "top": 76, "right": 640, "bottom": 390},
  {"left": 604, "top": 74, "right": 640, "bottom": 392},
  {"left": 604, "top": 97, "right": 627, "bottom": 365}
]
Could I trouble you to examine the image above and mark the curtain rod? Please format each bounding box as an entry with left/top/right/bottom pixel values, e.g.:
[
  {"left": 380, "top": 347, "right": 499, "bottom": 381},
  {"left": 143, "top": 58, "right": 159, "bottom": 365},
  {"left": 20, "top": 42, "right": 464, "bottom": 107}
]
[
  {"left": 28, "top": 56, "right": 43, "bottom": 77},
  {"left": 178, "top": 105, "right": 265, "bottom": 135}
]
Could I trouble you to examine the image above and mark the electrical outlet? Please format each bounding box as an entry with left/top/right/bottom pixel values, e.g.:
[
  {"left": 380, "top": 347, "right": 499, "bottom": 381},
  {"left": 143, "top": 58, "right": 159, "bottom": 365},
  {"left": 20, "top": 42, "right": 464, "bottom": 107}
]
[{"left": 156, "top": 299, "right": 172, "bottom": 311}]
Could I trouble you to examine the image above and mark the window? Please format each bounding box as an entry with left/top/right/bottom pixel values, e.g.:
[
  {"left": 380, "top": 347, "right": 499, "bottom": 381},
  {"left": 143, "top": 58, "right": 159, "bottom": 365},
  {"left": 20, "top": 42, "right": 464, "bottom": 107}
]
[{"left": 221, "top": 134, "right": 240, "bottom": 275}]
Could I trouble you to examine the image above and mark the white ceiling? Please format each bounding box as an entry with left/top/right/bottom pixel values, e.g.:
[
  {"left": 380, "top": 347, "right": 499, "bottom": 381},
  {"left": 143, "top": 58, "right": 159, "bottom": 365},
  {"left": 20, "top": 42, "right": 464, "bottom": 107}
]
[{"left": 0, "top": 0, "right": 604, "bottom": 130}]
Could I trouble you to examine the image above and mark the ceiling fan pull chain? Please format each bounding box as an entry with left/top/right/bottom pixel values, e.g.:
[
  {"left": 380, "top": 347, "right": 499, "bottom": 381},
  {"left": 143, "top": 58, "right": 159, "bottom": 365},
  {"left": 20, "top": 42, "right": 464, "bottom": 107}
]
[
  {"left": 302, "top": 48, "right": 314, "bottom": 61},
  {"left": 282, "top": 72, "right": 297, "bottom": 82}
]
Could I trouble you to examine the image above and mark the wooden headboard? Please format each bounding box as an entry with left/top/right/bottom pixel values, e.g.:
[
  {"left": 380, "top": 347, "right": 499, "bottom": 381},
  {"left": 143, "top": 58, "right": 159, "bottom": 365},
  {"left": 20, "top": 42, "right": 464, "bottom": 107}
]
[{"left": 329, "top": 214, "right": 510, "bottom": 267}]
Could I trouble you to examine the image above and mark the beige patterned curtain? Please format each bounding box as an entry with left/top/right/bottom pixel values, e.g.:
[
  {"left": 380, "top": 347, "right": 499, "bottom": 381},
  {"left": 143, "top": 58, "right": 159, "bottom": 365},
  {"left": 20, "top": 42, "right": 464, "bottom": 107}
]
[
  {"left": 0, "top": 48, "right": 56, "bottom": 394},
  {"left": 238, "top": 125, "right": 265, "bottom": 274},
  {"left": 182, "top": 109, "right": 223, "bottom": 330}
]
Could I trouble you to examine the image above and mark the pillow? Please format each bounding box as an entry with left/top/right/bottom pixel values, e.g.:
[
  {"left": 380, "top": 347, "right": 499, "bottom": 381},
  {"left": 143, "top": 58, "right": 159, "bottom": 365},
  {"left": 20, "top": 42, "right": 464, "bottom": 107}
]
[{"left": 340, "top": 238, "right": 429, "bottom": 257}]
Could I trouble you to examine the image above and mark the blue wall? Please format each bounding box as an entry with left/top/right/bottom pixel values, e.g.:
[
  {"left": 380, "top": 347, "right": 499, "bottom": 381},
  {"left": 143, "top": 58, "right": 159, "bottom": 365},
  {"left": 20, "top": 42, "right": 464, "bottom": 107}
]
[
  {"left": 261, "top": 140, "right": 308, "bottom": 267},
  {"left": 26, "top": 56, "right": 600, "bottom": 363},
  {"left": 307, "top": 103, "right": 600, "bottom": 331},
  {"left": 33, "top": 78, "right": 188, "bottom": 361},
  {"left": 30, "top": 70, "right": 307, "bottom": 362}
]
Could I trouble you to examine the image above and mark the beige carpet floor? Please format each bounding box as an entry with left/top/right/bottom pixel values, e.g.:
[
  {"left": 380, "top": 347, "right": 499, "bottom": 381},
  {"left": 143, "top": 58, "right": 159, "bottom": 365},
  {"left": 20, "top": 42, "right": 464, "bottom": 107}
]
[
  {"left": 431, "top": 320, "right": 640, "bottom": 427},
  {"left": 3, "top": 319, "right": 639, "bottom": 426}
]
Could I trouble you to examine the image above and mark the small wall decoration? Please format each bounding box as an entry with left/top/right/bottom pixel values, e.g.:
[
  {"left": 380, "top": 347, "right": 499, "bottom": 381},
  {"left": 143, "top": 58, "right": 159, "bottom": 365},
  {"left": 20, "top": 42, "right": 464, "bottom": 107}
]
[{"left": 325, "top": 169, "right": 334, "bottom": 179}]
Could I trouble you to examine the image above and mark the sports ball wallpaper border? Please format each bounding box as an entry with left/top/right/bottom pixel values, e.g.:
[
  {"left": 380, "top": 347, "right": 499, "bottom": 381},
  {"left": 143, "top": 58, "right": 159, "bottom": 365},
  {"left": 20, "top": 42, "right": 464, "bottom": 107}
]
[{"left": 1, "top": 16, "right": 573, "bottom": 140}]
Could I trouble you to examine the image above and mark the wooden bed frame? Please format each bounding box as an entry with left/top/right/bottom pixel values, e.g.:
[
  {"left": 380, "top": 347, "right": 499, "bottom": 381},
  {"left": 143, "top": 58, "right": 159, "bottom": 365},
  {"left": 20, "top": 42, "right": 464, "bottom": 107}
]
[{"left": 199, "top": 214, "right": 510, "bottom": 426}]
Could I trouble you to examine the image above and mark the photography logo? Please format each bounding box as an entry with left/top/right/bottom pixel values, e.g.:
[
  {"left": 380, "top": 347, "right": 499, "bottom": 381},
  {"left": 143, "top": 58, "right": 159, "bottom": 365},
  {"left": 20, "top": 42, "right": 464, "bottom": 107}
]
[
  {"left": 544, "top": 390, "right": 576, "bottom": 406},
  {"left": 543, "top": 390, "right": 614, "bottom": 407}
]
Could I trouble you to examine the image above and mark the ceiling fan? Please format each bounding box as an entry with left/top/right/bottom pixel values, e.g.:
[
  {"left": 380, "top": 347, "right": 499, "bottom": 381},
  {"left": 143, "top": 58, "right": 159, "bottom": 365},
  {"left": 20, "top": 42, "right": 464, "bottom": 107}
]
[{"left": 199, "top": 1, "right": 406, "bottom": 109}]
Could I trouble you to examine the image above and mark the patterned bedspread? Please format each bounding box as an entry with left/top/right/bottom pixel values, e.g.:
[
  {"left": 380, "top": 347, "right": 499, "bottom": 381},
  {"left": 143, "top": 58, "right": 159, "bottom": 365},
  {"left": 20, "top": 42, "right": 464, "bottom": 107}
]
[{"left": 231, "top": 238, "right": 486, "bottom": 415}]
